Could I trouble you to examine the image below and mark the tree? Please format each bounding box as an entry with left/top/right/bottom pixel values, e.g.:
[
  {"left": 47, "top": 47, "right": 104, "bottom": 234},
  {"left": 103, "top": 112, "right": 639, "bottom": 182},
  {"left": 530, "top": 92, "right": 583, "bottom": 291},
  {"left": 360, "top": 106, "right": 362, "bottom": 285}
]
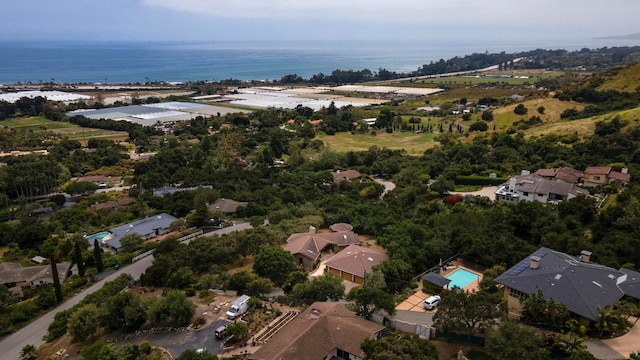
[
  {"left": 253, "top": 246, "right": 296, "bottom": 286},
  {"left": 486, "top": 321, "right": 550, "bottom": 360},
  {"left": 595, "top": 305, "right": 626, "bottom": 336},
  {"left": 148, "top": 289, "right": 195, "bottom": 326},
  {"left": 374, "top": 259, "right": 414, "bottom": 294},
  {"left": 514, "top": 104, "right": 528, "bottom": 115},
  {"left": 81, "top": 341, "right": 117, "bottom": 360},
  {"left": 68, "top": 303, "right": 100, "bottom": 342},
  {"left": 282, "top": 270, "right": 309, "bottom": 294},
  {"left": 226, "top": 322, "right": 249, "bottom": 342},
  {"left": 120, "top": 233, "right": 143, "bottom": 253},
  {"left": 429, "top": 178, "right": 454, "bottom": 195},
  {"left": 19, "top": 344, "right": 38, "bottom": 360},
  {"left": 347, "top": 271, "right": 395, "bottom": 319},
  {"left": 557, "top": 332, "right": 586, "bottom": 356},
  {"left": 50, "top": 255, "right": 63, "bottom": 304},
  {"left": 101, "top": 291, "right": 147, "bottom": 331},
  {"left": 361, "top": 334, "right": 438, "bottom": 360},
  {"left": 537, "top": 106, "right": 545, "bottom": 114},
  {"left": 469, "top": 121, "right": 489, "bottom": 132},
  {"left": 94, "top": 239, "right": 104, "bottom": 272},
  {"left": 481, "top": 110, "right": 494, "bottom": 121},
  {"left": 479, "top": 265, "right": 506, "bottom": 293},
  {"left": 292, "top": 272, "right": 345, "bottom": 301},
  {"left": 65, "top": 181, "right": 99, "bottom": 195},
  {"left": 432, "top": 288, "right": 506, "bottom": 335}
]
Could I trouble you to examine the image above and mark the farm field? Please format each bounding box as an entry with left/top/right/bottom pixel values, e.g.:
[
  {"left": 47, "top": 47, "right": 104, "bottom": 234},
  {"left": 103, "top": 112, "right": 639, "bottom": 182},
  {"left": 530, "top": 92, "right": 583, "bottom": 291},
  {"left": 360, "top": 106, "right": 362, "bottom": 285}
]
[
  {"left": 318, "top": 131, "right": 439, "bottom": 155},
  {"left": 1, "top": 117, "right": 129, "bottom": 143}
]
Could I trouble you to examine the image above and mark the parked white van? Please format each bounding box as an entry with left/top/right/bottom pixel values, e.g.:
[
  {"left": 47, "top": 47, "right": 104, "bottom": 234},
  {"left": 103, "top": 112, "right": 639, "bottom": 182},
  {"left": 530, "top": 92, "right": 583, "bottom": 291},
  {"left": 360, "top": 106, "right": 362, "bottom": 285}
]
[{"left": 226, "top": 295, "right": 250, "bottom": 319}]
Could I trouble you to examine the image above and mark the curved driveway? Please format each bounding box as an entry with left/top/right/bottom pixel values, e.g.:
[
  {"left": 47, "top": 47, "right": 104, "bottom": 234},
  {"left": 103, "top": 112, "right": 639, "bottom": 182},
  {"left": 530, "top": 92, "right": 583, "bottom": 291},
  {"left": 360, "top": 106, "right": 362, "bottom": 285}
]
[{"left": 0, "top": 222, "right": 251, "bottom": 360}]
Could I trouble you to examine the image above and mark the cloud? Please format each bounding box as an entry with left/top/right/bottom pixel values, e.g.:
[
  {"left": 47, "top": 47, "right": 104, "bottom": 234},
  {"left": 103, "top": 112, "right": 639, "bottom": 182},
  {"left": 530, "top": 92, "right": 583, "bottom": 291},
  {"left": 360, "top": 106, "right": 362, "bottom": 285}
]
[{"left": 141, "top": 0, "right": 638, "bottom": 27}]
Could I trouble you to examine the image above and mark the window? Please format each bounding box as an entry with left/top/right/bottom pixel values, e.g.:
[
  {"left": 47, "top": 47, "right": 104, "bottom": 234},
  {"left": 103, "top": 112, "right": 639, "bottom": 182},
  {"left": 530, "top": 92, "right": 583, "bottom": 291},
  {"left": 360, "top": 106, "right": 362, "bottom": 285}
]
[
  {"left": 509, "top": 288, "right": 528, "bottom": 300},
  {"left": 538, "top": 193, "right": 544, "bottom": 197},
  {"left": 594, "top": 176, "right": 601, "bottom": 180},
  {"left": 522, "top": 192, "right": 529, "bottom": 196},
  {"left": 336, "top": 349, "right": 350, "bottom": 360}
]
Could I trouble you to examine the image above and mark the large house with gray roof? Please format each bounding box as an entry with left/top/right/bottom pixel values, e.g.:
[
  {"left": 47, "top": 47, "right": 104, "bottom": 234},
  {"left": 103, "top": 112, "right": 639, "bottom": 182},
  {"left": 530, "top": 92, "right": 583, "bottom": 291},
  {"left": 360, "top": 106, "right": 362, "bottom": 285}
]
[
  {"left": 0, "top": 261, "right": 71, "bottom": 290},
  {"left": 89, "top": 213, "right": 178, "bottom": 253},
  {"left": 495, "top": 172, "right": 589, "bottom": 204},
  {"left": 495, "top": 247, "right": 640, "bottom": 321}
]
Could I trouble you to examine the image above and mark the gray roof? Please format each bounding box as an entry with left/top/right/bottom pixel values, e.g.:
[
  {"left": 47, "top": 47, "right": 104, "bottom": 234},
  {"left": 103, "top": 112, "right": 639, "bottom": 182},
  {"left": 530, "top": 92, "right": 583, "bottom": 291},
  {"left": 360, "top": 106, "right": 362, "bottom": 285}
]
[
  {"left": 105, "top": 213, "right": 177, "bottom": 250},
  {"left": 619, "top": 268, "right": 640, "bottom": 299},
  {"left": 495, "top": 247, "right": 640, "bottom": 321},
  {"left": 209, "top": 198, "right": 248, "bottom": 214},
  {"left": 514, "top": 174, "right": 588, "bottom": 198},
  {"left": 422, "top": 272, "right": 452, "bottom": 288}
]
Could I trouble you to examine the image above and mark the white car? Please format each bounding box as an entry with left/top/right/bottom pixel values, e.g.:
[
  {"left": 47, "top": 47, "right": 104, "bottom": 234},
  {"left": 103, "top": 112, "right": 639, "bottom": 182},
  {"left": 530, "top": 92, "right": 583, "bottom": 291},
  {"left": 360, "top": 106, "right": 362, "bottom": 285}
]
[{"left": 423, "top": 295, "right": 441, "bottom": 310}]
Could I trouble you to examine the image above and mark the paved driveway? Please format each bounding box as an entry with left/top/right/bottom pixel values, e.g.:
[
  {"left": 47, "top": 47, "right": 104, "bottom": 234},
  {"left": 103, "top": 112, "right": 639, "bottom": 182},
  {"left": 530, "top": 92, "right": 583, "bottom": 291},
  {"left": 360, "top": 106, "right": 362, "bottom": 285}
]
[{"left": 122, "top": 318, "right": 231, "bottom": 358}]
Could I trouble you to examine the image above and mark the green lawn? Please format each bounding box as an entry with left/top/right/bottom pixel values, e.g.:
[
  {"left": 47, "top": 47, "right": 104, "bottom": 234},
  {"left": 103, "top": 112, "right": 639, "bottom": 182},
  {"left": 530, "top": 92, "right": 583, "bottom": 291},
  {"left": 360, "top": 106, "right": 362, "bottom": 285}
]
[{"left": 2, "top": 117, "right": 129, "bottom": 143}]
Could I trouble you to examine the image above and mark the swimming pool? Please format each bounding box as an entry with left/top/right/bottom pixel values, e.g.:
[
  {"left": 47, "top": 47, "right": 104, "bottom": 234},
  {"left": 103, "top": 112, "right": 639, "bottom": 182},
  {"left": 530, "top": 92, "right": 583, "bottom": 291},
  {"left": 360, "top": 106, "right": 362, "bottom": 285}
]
[
  {"left": 86, "top": 231, "right": 111, "bottom": 242},
  {"left": 446, "top": 268, "right": 479, "bottom": 289}
]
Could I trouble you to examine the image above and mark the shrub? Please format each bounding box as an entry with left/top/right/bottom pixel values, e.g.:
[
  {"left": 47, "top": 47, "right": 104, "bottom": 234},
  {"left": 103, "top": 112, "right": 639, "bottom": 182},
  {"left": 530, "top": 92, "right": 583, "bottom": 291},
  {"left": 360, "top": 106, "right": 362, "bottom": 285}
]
[
  {"left": 469, "top": 121, "right": 488, "bottom": 132},
  {"left": 514, "top": 104, "right": 528, "bottom": 115}
]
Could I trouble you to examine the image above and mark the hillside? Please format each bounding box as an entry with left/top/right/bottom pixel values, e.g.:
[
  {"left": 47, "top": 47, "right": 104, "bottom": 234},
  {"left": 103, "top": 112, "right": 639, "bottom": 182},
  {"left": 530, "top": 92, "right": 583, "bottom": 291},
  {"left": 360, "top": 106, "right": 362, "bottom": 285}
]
[{"left": 596, "top": 63, "right": 640, "bottom": 92}]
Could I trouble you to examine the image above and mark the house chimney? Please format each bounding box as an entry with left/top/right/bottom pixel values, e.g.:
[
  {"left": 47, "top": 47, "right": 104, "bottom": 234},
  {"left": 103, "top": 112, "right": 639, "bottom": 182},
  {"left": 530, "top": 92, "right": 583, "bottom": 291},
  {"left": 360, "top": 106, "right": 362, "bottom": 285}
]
[
  {"left": 622, "top": 168, "right": 629, "bottom": 174},
  {"left": 521, "top": 170, "right": 530, "bottom": 176},
  {"left": 309, "top": 225, "right": 316, "bottom": 234},
  {"left": 529, "top": 255, "right": 541, "bottom": 269},
  {"left": 508, "top": 177, "right": 517, "bottom": 192},
  {"left": 579, "top": 250, "right": 592, "bottom": 263}
]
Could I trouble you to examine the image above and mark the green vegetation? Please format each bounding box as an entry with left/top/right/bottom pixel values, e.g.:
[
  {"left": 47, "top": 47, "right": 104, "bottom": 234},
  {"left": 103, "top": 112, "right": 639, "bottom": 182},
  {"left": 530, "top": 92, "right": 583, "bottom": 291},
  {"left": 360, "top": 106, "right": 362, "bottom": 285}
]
[{"left": 3, "top": 49, "right": 640, "bottom": 359}]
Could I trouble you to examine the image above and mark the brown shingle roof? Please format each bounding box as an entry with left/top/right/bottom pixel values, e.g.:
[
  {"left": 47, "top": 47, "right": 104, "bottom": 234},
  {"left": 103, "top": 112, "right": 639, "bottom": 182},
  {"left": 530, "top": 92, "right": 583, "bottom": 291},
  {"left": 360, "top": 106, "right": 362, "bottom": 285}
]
[
  {"left": 555, "top": 167, "right": 583, "bottom": 183},
  {"left": 584, "top": 166, "right": 611, "bottom": 175},
  {"left": 91, "top": 197, "right": 136, "bottom": 212},
  {"left": 329, "top": 223, "right": 353, "bottom": 232},
  {"left": 250, "top": 302, "right": 384, "bottom": 360},
  {"left": 534, "top": 168, "right": 557, "bottom": 178},
  {"left": 284, "top": 232, "right": 361, "bottom": 260},
  {"left": 332, "top": 169, "right": 362, "bottom": 184},
  {"left": 324, "top": 244, "right": 388, "bottom": 279},
  {"left": 608, "top": 170, "right": 631, "bottom": 183},
  {"left": 209, "top": 198, "right": 248, "bottom": 214}
]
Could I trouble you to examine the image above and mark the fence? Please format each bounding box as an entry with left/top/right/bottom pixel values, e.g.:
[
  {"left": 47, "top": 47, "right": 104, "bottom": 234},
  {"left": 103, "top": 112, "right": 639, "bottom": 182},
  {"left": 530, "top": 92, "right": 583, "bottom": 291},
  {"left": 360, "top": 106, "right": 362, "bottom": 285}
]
[{"left": 370, "top": 313, "right": 436, "bottom": 339}]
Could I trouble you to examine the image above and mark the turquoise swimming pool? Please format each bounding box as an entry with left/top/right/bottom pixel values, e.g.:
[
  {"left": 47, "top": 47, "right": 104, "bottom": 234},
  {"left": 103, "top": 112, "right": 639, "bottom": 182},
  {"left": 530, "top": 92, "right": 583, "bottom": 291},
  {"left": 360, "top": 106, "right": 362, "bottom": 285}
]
[
  {"left": 86, "top": 231, "right": 111, "bottom": 242},
  {"left": 446, "top": 268, "right": 479, "bottom": 289}
]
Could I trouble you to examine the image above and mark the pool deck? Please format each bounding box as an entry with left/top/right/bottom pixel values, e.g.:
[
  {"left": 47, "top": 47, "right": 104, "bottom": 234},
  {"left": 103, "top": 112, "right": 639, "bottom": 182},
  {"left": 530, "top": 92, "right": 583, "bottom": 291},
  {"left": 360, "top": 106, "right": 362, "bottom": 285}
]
[{"left": 395, "top": 262, "right": 483, "bottom": 313}]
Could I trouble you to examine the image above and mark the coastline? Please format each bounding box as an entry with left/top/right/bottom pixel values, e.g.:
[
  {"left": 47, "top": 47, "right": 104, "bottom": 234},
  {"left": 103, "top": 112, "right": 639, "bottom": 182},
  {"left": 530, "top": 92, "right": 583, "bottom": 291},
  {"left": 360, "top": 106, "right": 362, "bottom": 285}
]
[{"left": 1, "top": 38, "right": 639, "bottom": 85}]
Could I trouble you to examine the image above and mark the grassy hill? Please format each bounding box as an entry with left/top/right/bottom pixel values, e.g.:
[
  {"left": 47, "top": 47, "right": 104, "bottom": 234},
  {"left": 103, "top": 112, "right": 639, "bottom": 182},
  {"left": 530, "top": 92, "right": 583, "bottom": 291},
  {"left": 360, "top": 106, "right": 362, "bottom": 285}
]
[
  {"left": 1, "top": 117, "right": 129, "bottom": 144},
  {"left": 596, "top": 63, "right": 640, "bottom": 92}
]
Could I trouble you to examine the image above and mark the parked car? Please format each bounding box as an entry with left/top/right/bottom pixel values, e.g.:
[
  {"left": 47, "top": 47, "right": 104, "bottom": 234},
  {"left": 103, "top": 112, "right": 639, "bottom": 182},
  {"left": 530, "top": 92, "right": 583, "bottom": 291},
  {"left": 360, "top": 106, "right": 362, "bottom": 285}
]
[
  {"left": 423, "top": 295, "right": 441, "bottom": 310},
  {"left": 215, "top": 324, "right": 227, "bottom": 339}
]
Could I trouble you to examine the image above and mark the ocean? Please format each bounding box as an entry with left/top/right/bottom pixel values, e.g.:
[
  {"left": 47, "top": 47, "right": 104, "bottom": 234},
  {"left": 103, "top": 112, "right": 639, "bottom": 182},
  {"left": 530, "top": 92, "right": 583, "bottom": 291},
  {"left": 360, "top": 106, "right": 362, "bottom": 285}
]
[{"left": 1, "top": 38, "right": 639, "bottom": 84}]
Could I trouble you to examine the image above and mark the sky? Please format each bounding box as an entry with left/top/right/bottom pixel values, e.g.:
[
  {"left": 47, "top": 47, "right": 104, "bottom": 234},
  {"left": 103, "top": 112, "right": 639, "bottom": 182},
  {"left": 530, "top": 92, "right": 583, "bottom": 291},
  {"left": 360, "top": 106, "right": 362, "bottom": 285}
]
[{"left": 1, "top": 0, "right": 639, "bottom": 43}]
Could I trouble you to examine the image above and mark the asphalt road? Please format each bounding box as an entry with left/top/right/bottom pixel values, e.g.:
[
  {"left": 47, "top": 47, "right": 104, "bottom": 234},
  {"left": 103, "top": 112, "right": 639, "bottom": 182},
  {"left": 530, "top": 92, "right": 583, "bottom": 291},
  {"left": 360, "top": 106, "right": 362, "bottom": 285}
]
[
  {"left": 122, "top": 318, "right": 231, "bottom": 358},
  {"left": 0, "top": 222, "right": 252, "bottom": 360}
]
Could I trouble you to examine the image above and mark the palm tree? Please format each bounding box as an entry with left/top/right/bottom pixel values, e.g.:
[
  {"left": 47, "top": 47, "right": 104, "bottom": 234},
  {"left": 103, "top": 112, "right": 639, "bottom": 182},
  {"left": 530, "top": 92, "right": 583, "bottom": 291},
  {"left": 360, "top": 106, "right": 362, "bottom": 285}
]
[
  {"left": 558, "top": 332, "right": 586, "bottom": 355},
  {"left": 596, "top": 305, "right": 624, "bottom": 336},
  {"left": 20, "top": 344, "right": 37, "bottom": 360}
]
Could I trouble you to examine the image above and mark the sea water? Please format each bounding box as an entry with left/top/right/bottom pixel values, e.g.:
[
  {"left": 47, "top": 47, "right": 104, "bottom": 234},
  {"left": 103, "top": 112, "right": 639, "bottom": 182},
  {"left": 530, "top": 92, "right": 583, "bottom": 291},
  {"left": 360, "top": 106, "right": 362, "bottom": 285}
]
[{"left": 0, "top": 38, "right": 638, "bottom": 84}]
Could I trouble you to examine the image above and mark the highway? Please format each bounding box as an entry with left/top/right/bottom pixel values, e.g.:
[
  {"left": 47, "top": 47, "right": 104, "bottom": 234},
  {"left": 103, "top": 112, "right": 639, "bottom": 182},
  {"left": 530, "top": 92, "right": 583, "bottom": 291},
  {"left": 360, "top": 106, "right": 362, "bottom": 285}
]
[{"left": 0, "top": 222, "right": 251, "bottom": 360}]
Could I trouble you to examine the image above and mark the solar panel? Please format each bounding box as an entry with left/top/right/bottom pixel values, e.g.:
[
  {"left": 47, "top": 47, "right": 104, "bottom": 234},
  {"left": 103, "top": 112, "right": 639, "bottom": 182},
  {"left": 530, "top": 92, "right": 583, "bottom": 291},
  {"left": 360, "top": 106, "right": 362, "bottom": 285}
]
[{"left": 505, "top": 248, "right": 548, "bottom": 276}]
